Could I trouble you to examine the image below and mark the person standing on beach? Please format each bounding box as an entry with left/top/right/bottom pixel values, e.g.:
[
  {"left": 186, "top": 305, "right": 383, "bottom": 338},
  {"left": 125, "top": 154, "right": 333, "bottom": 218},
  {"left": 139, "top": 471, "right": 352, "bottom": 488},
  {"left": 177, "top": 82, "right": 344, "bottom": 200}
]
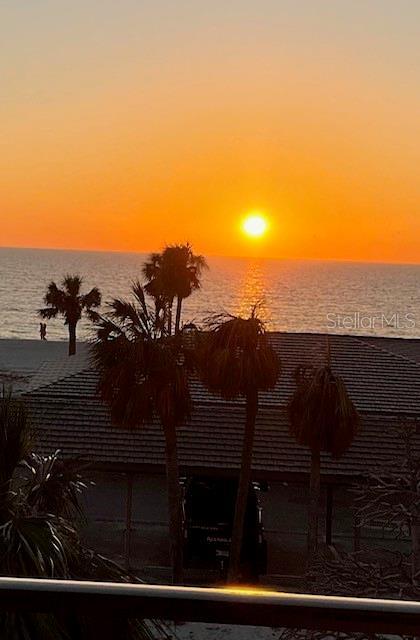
[{"left": 39, "top": 322, "right": 47, "bottom": 340}]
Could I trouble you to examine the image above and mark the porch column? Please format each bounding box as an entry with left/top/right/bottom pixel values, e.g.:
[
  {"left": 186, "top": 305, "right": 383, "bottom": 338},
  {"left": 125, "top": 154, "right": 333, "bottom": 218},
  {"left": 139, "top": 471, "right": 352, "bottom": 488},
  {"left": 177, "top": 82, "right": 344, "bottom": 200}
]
[
  {"left": 325, "top": 485, "right": 333, "bottom": 546},
  {"left": 124, "top": 472, "right": 134, "bottom": 570}
]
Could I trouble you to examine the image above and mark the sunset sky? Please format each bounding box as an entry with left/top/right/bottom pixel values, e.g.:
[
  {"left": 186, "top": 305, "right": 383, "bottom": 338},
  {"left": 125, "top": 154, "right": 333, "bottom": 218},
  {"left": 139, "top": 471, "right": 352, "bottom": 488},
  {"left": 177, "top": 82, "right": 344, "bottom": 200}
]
[{"left": 2, "top": 1, "right": 419, "bottom": 262}]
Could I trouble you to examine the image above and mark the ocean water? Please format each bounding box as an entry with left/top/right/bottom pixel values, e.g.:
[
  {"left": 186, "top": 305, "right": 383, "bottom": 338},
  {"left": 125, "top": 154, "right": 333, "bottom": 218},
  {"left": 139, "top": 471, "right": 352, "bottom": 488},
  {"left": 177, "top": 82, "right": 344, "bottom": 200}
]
[{"left": 0, "top": 247, "right": 419, "bottom": 341}]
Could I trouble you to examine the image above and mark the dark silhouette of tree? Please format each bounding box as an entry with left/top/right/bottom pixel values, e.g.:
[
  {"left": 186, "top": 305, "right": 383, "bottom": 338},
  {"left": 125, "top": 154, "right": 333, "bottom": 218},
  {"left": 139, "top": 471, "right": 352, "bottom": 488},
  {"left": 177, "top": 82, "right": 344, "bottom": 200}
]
[
  {"left": 141, "top": 252, "right": 168, "bottom": 333},
  {"left": 91, "top": 282, "right": 192, "bottom": 583},
  {"left": 288, "top": 344, "right": 360, "bottom": 564},
  {"left": 198, "top": 311, "right": 280, "bottom": 582},
  {"left": 142, "top": 244, "right": 207, "bottom": 335},
  {"left": 0, "top": 391, "right": 166, "bottom": 639},
  {"left": 280, "top": 423, "right": 420, "bottom": 640},
  {"left": 353, "top": 419, "right": 420, "bottom": 588},
  {"left": 39, "top": 274, "right": 101, "bottom": 355}
]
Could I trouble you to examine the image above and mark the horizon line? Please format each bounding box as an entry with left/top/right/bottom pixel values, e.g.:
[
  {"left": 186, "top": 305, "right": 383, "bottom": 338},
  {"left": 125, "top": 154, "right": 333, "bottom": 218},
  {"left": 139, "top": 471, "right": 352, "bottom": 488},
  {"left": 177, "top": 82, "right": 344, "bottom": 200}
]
[{"left": 1, "top": 244, "right": 419, "bottom": 268}]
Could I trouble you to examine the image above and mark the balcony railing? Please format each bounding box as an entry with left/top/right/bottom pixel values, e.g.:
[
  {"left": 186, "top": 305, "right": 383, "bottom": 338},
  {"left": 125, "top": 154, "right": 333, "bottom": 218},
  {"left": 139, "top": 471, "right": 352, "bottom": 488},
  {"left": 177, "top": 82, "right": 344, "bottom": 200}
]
[{"left": 0, "top": 577, "right": 420, "bottom": 636}]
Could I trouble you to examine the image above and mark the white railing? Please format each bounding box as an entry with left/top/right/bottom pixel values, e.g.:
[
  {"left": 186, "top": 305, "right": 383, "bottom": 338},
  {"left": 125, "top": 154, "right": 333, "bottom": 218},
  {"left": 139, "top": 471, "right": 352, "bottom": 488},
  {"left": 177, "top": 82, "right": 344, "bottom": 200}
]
[{"left": 0, "top": 577, "right": 419, "bottom": 635}]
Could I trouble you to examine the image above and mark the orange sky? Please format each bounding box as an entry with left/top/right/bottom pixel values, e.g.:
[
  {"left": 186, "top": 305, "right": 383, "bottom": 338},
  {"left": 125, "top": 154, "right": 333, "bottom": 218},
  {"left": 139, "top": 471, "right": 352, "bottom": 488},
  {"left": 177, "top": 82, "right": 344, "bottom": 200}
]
[{"left": 2, "top": 1, "right": 420, "bottom": 263}]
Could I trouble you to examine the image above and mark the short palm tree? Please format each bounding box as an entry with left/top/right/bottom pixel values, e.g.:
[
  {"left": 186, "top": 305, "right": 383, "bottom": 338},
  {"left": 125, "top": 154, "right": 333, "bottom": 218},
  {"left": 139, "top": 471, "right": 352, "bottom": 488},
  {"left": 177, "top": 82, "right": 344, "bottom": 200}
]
[
  {"left": 198, "top": 311, "right": 280, "bottom": 582},
  {"left": 39, "top": 274, "right": 101, "bottom": 355},
  {"left": 142, "top": 244, "right": 207, "bottom": 335},
  {"left": 288, "top": 349, "right": 360, "bottom": 564},
  {"left": 0, "top": 391, "right": 167, "bottom": 639},
  {"left": 91, "top": 282, "right": 192, "bottom": 583}
]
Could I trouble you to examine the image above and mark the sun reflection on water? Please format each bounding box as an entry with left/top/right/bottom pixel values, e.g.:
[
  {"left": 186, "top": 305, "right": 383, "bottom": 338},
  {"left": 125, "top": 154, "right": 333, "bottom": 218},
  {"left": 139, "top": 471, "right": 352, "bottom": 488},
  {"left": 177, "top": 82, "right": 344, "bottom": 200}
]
[{"left": 233, "top": 259, "right": 272, "bottom": 325}]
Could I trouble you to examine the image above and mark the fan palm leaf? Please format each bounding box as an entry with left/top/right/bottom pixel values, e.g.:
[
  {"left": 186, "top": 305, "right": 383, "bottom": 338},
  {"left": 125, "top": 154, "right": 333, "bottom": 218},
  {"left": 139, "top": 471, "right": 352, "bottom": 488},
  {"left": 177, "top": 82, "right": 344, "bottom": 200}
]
[
  {"left": 39, "top": 274, "right": 101, "bottom": 355},
  {"left": 198, "top": 311, "right": 280, "bottom": 581},
  {"left": 289, "top": 364, "right": 360, "bottom": 458},
  {"left": 0, "top": 393, "right": 169, "bottom": 639},
  {"left": 142, "top": 244, "right": 208, "bottom": 335},
  {"left": 288, "top": 357, "right": 360, "bottom": 564},
  {"left": 23, "top": 451, "right": 89, "bottom": 519},
  {"left": 0, "top": 390, "right": 31, "bottom": 493},
  {"left": 92, "top": 283, "right": 191, "bottom": 582}
]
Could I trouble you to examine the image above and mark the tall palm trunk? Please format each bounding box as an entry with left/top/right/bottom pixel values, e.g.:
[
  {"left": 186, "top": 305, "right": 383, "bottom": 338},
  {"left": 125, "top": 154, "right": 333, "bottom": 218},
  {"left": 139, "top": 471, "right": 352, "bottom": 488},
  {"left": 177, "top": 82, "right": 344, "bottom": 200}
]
[
  {"left": 154, "top": 299, "right": 164, "bottom": 332},
  {"left": 175, "top": 297, "right": 183, "bottom": 334},
  {"left": 308, "top": 447, "right": 321, "bottom": 564},
  {"left": 228, "top": 388, "right": 258, "bottom": 582},
  {"left": 68, "top": 322, "right": 77, "bottom": 356},
  {"left": 163, "top": 419, "right": 184, "bottom": 583},
  {"left": 167, "top": 303, "right": 173, "bottom": 336}
]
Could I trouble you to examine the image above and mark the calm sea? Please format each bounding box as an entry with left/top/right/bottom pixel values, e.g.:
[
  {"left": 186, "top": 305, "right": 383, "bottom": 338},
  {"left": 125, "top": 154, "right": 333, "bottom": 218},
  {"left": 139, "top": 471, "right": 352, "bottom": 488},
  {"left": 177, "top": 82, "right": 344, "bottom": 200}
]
[{"left": 0, "top": 247, "right": 419, "bottom": 341}]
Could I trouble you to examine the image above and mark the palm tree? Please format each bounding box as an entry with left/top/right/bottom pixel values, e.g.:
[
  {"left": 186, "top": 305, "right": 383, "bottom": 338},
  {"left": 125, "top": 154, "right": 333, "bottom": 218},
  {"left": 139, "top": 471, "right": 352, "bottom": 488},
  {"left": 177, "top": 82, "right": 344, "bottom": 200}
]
[
  {"left": 0, "top": 391, "right": 167, "bottom": 639},
  {"left": 198, "top": 311, "right": 280, "bottom": 582},
  {"left": 39, "top": 274, "right": 101, "bottom": 355},
  {"left": 142, "top": 252, "right": 169, "bottom": 332},
  {"left": 288, "top": 346, "right": 360, "bottom": 565},
  {"left": 142, "top": 244, "right": 207, "bottom": 335},
  {"left": 91, "top": 282, "right": 192, "bottom": 583}
]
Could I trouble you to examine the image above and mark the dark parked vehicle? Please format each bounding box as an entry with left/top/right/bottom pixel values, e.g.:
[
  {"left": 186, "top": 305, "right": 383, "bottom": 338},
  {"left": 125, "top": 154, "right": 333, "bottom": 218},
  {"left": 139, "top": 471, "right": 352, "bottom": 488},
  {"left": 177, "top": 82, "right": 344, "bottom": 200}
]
[{"left": 183, "top": 476, "right": 267, "bottom": 580}]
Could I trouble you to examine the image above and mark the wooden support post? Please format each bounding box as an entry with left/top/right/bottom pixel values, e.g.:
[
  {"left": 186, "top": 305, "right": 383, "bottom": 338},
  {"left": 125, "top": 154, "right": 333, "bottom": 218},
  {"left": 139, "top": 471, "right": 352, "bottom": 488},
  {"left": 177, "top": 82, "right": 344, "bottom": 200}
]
[
  {"left": 326, "top": 485, "right": 333, "bottom": 546},
  {"left": 124, "top": 473, "right": 134, "bottom": 571},
  {"left": 354, "top": 517, "right": 361, "bottom": 552}
]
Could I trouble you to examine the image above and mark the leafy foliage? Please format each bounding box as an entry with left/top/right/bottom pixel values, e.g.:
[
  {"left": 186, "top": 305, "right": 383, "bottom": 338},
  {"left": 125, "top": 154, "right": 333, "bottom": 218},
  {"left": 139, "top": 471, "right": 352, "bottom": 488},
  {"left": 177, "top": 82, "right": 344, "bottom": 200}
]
[
  {"left": 288, "top": 365, "right": 360, "bottom": 457},
  {"left": 91, "top": 281, "right": 192, "bottom": 581},
  {"left": 197, "top": 310, "right": 280, "bottom": 581},
  {"left": 39, "top": 274, "right": 101, "bottom": 326},
  {"left": 91, "top": 281, "right": 192, "bottom": 429},
  {"left": 353, "top": 420, "right": 420, "bottom": 537},
  {"left": 142, "top": 243, "right": 207, "bottom": 334},
  {"left": 23, "top": 451, "right": 89, "bottom": 519},
  {"left": 279, "top": 627, "right": 396, "bottom": 640},
  {"left": 288, "top": 349, "right": 360, "bottom": 565},
  {"left": 143, "top": 243, "right": 207, "bottom": 302},
  {"left": 198, "top": 311, "right": 280, "bottom": 399},
  {"left": 0, "top": 392, "right": 169, "bottom": 639},
  {"left": 312, "top": 547, "right": 414, "bottom": 598},
  {"left": 39, "top": 274, "right": 101, "bottom": 354},
  {"left": 0, "top": 388, "right": 31, "bottom": 491},
  {"left": 281, "top": 424, "right": 420, "bottom": 640}
]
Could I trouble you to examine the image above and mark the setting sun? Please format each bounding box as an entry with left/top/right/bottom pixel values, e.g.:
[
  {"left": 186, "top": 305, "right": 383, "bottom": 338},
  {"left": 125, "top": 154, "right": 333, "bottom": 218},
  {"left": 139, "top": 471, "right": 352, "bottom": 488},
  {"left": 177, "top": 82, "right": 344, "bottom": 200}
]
[{"left": 242, "top": 214, "right": 268, "bottom": 239}]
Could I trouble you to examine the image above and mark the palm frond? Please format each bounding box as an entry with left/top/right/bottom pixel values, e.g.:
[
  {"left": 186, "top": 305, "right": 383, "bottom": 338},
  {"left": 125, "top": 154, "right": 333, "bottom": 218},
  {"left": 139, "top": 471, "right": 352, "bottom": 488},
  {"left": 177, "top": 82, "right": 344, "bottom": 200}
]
[
  {"left": 22, "top": 451, "right": 89, "bottom": 519},
  {"left": 81, "top": 286, "right": 101, "bottom": 310},
  {"left": 39, "top": 275, "right": 101, "bottom": 332},
  {"left": 92, "top": 283, "right": 192, "bottom": 429},
  {"left": 198, "top": 312, "right": 280, "bottom": 399},
  {"left": 0, "top": 514, "right": 76, "bottom": 578},
  {"left": 38, "top": 307, "right": 59, "bottom": 320},
  {"left": 62, "top": 274, "right": 83, "bottom": 297},
  {"left": 142, "top": 253, "right": 162, "bottom": 281},
  {"left": 131, "top": 279, "right": 155, "bottom": 324},
  {"left": 0, "top": 611, "right": 72, "bottom": 640},
  {"left": 39, "top": 282, "right": 65, "bottom": 317},
  {"left": 288, "top": 364, "right": 360, "bottom": 457},
  {"left": 0, "top": 393, "right": 170, "bottom": 639},
  {"left": 143, "top": 244, "right": 207, "bottom": 302},
  {"left": 0, "top": 391, "right": 32, "bottom": 492}
]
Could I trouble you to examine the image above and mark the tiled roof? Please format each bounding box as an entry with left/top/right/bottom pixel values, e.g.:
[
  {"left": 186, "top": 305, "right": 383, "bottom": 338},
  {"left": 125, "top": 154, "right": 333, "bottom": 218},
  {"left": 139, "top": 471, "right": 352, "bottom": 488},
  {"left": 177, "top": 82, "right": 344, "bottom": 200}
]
[
  {"left": 0, "top": 339, "right": 70, "bottom": 373},
  {"left": 0, "top": 339, "right": 88, "bottom": 394},
  {"left": 22, "top": 332, "right": 420, "bottom": 477},
  {"left": 358, "top": 336, "right": 420, "bottom": 365},
  {"left": 26, "top": 398, "right": 419, "bottom": 478},
  {"left": 265, "top": 333, "right": 420, "bottom": 414},
  {"left": 26, "top": 332, "right": 420, "bottom": 415},
  {"left": 25, "top": 348, "right": 90, "bottom": 392}
]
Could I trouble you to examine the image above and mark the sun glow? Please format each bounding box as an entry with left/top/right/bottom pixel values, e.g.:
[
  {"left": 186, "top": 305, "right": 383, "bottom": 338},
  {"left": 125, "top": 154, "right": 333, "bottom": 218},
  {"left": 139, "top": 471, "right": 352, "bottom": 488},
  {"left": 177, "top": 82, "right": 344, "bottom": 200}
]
[{"left": 242, "top": 214, "right": 268, "bottom": 239}]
